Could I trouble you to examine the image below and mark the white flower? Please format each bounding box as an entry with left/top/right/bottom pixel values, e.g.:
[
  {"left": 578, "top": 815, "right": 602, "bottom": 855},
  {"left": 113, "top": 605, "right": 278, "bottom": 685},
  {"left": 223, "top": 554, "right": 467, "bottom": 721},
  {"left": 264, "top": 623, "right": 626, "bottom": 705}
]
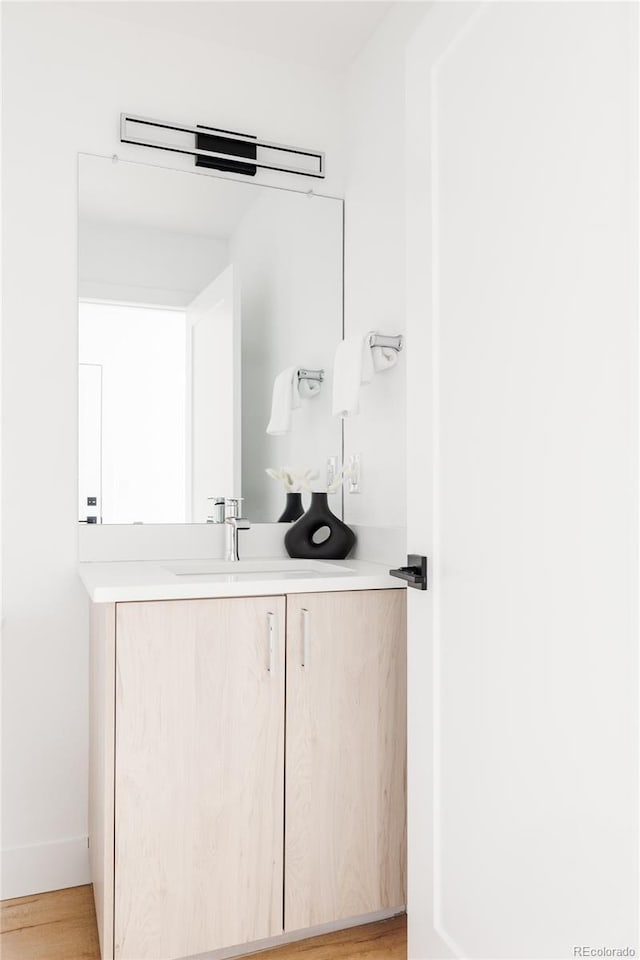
[{"left": 266, "top": 466, "right": 319, "bottom": 493}]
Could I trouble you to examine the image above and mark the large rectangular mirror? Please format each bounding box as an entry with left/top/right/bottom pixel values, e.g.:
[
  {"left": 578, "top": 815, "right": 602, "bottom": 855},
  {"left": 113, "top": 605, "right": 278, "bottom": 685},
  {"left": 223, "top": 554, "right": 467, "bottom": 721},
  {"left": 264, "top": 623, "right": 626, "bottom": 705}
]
[{"left": 78, "top": 155, "right": 343, "bottom": 524}]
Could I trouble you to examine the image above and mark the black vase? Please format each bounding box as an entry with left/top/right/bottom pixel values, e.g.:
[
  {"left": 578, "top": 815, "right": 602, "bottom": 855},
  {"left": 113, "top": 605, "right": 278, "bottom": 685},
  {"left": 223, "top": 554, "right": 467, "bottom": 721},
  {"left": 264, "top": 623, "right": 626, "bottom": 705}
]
[
  {"left": 278, "top": 492, "right": 304, "bottom": 523},
  {"left": 284, "top": 492, "right": 356, "bottom": 560}
]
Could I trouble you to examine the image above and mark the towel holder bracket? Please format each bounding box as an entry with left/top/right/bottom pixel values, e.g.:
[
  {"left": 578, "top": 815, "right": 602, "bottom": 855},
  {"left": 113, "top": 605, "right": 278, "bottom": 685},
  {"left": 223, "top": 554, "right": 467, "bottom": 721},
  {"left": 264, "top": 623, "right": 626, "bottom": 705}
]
[
  {"left": 297, "top": 368, "right": 325, "bottom": 383},
  {"left": 369, "top": 334, "right": 404, "bottom": 352}
]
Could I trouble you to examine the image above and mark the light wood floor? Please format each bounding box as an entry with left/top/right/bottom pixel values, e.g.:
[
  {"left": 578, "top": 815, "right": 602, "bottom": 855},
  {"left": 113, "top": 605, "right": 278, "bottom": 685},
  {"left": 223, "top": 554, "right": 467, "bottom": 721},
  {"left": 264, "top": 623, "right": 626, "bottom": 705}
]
[
  {"left": 0, "top": 885, "right": 407, "bottom": 960},
  {"left": 0, "top": 886, "right": 100, "bottom": 960}
]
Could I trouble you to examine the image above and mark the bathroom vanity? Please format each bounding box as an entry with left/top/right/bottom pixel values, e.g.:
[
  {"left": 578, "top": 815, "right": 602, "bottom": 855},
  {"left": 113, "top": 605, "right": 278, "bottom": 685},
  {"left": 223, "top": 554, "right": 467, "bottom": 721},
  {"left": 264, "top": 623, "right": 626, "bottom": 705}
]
[
  {"left": 77, "top": 143, "right": 407, "bottom": 960},
  {"left": 81, "top": 560, "right": 407, "bottom": 960}
]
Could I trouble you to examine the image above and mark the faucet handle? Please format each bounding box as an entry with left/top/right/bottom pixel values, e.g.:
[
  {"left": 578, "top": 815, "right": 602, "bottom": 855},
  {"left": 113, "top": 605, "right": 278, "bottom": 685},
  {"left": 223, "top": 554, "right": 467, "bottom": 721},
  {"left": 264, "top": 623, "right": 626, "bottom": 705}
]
[
  {"left": 229, "top": 517, "right": 251, "bottom": 531},
  {"left": 206, "top": 496, "right": 226, "bottom": 524},
  {"left": 224, "top": 497, "right": 244, "bottom": 520}
]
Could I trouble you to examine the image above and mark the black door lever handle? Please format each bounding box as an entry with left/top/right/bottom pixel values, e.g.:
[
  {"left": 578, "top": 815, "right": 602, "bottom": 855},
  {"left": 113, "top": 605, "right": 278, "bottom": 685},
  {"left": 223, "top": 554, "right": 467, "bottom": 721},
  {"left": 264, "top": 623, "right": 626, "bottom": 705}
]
[{"left": 390, "top": 554, "right": 428, "bottom": 590}]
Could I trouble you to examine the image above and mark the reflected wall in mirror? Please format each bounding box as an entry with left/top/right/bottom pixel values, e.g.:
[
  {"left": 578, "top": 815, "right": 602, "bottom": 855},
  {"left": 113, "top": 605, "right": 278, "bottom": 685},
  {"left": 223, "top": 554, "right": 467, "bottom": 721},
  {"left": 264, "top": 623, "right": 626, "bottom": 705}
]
[{"left": 78, "top": 155, "right": 343, "bottom": 524}]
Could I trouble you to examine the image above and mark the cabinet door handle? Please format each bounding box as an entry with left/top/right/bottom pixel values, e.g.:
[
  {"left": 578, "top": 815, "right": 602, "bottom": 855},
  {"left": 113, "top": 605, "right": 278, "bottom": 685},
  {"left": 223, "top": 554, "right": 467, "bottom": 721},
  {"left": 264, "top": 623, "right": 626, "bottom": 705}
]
[
  {"left": 267, "top": 612, "right": 275, "bottom": 674},
  {"left": 301, "top": 608, "right": 310, "bottom": 670}
]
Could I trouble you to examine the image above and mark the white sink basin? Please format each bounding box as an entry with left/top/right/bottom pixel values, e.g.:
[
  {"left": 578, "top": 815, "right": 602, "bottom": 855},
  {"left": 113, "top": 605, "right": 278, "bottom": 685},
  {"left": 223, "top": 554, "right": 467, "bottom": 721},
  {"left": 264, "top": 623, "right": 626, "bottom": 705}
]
[{"left": 164, "top": 559, "right": 353, "bottom": 578}]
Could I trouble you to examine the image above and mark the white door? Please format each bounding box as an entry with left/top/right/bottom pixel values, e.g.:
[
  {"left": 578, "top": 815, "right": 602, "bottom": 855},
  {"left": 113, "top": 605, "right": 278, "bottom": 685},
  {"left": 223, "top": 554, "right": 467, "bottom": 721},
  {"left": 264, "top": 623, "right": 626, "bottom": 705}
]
[
  {"left": 187, "top": 265, "right": 241, "bottom": 522},
  {"left": 406, "top": 4, "right": 638, "bottom": 958}
]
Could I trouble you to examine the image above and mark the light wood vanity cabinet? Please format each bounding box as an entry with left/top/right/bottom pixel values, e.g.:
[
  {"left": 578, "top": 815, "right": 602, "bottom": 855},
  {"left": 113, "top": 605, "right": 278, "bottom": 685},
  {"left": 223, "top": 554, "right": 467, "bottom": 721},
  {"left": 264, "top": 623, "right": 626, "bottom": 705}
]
[
  {"left": 115, "top": 597, "right": 286, "bottom": 959},
  {"left": 90, "top": 589, "right": 406, "bottom": 960},
  {"left": 285, "top": 591, "right": 407, "bottom": 931}
]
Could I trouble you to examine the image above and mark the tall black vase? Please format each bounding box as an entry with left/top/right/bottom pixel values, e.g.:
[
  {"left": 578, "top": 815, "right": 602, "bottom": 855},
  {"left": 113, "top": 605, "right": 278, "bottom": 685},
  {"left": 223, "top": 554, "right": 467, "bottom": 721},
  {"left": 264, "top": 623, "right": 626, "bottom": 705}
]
[
  {"left": 277, "top": 492, "right": 304, "bottom": 523},
  {"left": 284, "top": 492, "right": 356, "bottom": 560}
]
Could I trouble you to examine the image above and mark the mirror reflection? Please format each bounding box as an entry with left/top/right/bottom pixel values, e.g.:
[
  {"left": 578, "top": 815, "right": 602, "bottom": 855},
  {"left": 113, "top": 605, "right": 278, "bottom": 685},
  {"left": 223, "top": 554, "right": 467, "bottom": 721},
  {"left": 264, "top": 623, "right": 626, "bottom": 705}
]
[{"left": 78, "top": 156, "right": 343, "bottom": 524}]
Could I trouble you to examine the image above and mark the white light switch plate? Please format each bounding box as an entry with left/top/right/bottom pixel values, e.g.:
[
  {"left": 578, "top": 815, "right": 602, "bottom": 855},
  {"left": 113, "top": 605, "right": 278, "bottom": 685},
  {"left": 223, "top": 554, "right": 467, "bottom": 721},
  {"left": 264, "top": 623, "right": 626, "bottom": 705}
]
[{"left": 326, "top": 456, "right": 338, "bottom": 488}]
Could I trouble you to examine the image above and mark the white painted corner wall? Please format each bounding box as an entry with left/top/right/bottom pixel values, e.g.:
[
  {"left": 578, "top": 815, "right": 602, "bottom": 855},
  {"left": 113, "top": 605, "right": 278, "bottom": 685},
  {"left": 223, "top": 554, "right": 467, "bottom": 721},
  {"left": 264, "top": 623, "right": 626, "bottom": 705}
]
[
  {"left": 0, "top": 0, "right": 347, "bottom": 900},
  {"left": 343, "top": 2, "right": 429, "bottom": 561},
  {"left": 230, "top": 189, "right": 343, "bottom": 521},
  {"left": 79, "top": 220, "right": 229, "bottom": 308},
  {"left": 1, "top": 0, "right": 423, "bottom": 899}
]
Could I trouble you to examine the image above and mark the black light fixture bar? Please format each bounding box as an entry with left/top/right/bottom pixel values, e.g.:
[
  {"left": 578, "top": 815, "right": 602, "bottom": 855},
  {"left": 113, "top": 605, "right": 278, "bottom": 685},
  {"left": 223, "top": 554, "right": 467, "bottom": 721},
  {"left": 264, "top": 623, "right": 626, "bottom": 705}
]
[{"left": 120, "top": 113, "right": 325, "bottom": 179}]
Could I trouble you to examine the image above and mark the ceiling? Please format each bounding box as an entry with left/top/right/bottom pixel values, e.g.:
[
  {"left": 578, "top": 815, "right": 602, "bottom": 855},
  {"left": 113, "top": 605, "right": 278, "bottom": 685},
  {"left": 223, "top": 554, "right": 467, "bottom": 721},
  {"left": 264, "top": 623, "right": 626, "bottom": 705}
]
[
  {"left": 80, "top": 156, "right": 264, "bottom": 239},
  {"left": 90, "top": 1, "right": 394, "bottom": 72}
]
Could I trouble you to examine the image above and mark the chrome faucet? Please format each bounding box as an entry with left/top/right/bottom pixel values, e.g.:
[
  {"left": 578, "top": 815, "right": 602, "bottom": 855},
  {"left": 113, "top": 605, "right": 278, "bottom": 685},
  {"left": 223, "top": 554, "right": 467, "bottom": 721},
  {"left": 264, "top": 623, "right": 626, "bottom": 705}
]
[
  {"left": 206, "top": 496, "right": 226, "bottom": 524},
  {"left": 224, "top": 498, "right": 250, "bottom": 562}
]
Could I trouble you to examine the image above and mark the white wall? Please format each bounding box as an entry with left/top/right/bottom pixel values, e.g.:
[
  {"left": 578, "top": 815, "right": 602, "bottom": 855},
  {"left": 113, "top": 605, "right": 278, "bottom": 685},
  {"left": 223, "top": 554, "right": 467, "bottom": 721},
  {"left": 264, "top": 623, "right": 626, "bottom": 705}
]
[
  {"left": 189, "top": 265, "right": 240, "bottom": 523},
  {"left": 342, "top": 3, "right": 429, "bottom": 554},
  {"left": 1, "top": 0, "right": 346, "bottom": 897},
  {"left": 230, "top": 189, "right": 343, "bottom": 520},
  {"left": 2, "top": 0, "right": 427, "bottom": 900},
  {"left": 79, "top": 218, "right": 229, "bottom": 307}
]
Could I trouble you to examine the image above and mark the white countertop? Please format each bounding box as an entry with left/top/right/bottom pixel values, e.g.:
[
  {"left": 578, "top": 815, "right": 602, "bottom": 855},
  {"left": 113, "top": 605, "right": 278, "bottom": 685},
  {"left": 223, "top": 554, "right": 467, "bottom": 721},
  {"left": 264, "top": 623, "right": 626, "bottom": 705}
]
[{"left": 78, "top": 557, "right": 405, "bottom": 603}]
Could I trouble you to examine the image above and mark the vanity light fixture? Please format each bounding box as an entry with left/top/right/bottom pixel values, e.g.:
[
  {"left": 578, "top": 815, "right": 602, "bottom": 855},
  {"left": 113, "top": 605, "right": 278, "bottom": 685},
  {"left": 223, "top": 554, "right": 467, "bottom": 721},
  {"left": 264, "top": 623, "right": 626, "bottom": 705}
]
[{"left": 120, "top": 113, "right": 325, "bottom": 180}]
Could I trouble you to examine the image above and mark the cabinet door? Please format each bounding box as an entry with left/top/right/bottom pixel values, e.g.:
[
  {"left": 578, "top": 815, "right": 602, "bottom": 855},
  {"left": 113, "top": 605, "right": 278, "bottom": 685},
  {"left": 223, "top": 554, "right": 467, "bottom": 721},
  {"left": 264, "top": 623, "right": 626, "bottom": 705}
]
[
  {"left": 114, "top": 597, "right": 285, "bottom": 960},
  {"left": 285, "top": 589, "right": 407, "bottom": 931}
]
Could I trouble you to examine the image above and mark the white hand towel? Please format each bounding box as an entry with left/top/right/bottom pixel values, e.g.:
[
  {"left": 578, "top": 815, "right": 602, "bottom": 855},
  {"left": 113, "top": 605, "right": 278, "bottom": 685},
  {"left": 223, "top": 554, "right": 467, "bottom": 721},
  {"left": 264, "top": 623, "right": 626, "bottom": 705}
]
[
  {"left": 365, "top": 329, "right": 400, "bottom": 372},
  {"left": 332, "top": 336, "right": 373, "bottom": 418},
  {"left": 298, "top": 378, "right": 321, "bottom": 400},
  {"left": 361, "top": 333, "right": 375, "bottom": 384},
  {"left": 371, "top": 344, "right": 399, "bottom": 372},
  {"left": 267, "top": 366, "right": 299, "bottom": 436}
]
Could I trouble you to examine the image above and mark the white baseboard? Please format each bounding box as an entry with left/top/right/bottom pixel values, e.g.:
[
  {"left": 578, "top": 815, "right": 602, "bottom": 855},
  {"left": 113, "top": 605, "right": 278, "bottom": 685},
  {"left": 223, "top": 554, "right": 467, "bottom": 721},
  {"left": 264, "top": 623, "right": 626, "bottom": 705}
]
[{"left": 1, "top": 836, "right": 91, "bottom": 900}]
